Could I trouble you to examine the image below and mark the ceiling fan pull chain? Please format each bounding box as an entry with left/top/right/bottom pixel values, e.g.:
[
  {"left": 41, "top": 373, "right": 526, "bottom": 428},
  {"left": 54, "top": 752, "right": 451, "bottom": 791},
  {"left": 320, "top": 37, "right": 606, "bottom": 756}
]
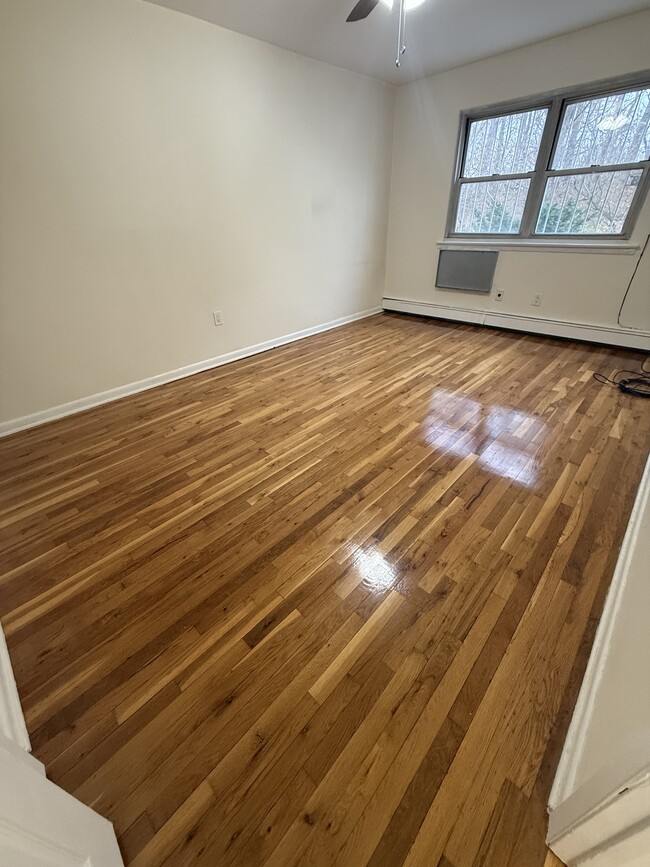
[{"left": 396, "top": 0, "right": 406, "bottom": 66}]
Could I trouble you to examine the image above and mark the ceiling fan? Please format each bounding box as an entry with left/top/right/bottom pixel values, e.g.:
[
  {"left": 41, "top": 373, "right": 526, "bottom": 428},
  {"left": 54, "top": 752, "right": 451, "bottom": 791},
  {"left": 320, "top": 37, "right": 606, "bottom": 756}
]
[
  {"left": 346, "top": 0, "right": 425, "bottom": 67},
  {"left": 346, "top": 0, "right": 382, "bottom": 23}
]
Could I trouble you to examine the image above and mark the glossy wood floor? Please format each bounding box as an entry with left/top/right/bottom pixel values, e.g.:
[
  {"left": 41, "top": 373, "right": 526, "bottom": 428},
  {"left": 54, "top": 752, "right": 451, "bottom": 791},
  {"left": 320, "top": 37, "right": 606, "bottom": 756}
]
[{"left": 2, "top": 313, "right": 649, "bottom": 867}]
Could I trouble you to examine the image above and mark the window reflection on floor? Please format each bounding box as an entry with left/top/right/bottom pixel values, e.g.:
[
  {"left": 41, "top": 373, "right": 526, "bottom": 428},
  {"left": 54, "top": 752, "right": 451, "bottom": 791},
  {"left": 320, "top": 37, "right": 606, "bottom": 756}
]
[
  {"left": 422, "top": 389, "right": 546, "bottom": 489},
  {"left": 339, "top": 391, "right": 547, "bottom": 596}
]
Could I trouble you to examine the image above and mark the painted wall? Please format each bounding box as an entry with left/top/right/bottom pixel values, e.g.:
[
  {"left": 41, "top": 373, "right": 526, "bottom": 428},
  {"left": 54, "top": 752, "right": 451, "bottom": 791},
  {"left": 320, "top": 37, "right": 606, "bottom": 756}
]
[
  {"left": 0, "top": 0, "right": 395, "bottom": 425},
  {"left": 547, "top": 456, "right": 650, "bottom": 866},
  {"left": 384, "top": 12, "right": 650, "bottom": 334},
  {"left": 572, "top": 469, "right": 650, "bottom": 795}
]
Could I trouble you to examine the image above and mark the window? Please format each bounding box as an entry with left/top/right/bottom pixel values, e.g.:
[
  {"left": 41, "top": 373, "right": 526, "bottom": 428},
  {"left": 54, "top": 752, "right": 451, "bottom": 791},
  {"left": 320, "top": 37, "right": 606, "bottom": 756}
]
[{"left": 447, "top": 76, "right": 650, "bottom": 241}]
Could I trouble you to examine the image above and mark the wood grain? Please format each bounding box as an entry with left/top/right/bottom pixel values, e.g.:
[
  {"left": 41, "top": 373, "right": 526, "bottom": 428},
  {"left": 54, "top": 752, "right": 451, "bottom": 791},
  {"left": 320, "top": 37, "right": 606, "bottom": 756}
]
[{"left": 1, "top": 311, "right": 648, "bottom": 866}]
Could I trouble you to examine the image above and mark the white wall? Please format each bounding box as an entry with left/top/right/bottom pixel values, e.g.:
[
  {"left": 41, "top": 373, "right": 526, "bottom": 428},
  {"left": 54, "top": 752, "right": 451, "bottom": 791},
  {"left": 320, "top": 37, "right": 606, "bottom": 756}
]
[
  {"left": 573, "top": 517, "right": 650, "bottom": 795},
  {"left": 384, "top": 12, "right": 650, "bottom": 336},
  {"left": 0, "top": 0, "right": 395, "bottom": 426},
  {"left": 547, "top": 455, "right": 650, "bottom": 866}
]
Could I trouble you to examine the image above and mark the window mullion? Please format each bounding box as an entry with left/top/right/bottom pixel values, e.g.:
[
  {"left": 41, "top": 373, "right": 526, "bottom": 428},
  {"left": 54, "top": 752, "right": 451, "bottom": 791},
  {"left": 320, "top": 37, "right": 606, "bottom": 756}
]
[{"left": 520, "top": 98, "right": 562, "bottom": 238}]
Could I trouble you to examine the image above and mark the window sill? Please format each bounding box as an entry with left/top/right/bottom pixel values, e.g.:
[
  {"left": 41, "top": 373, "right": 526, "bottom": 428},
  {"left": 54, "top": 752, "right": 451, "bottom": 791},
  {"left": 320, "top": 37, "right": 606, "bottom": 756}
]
[{"left": 439, "top": 238, "right": 639, "bottom": 255}]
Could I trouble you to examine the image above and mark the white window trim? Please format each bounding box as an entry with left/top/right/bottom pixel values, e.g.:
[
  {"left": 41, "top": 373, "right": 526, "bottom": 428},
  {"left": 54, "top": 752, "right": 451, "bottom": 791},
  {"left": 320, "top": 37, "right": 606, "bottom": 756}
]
[
  {"left": 437, "top": 238, "right": 640, "bottom": 255},
  {"left": 445, "top": 71, "right": 650, "bottom": 246}
]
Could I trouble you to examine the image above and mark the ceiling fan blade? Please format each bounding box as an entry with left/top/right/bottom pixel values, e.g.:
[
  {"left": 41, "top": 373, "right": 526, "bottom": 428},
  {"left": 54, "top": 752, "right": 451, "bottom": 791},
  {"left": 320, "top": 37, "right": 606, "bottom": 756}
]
[{"left": 346, "top": 0, "right": 381, "bottom": 22}]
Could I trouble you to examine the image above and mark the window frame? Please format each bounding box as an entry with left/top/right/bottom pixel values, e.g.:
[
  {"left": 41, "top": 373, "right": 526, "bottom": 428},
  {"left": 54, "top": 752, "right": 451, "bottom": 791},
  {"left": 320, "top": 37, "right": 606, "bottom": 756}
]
[{"left": 445, "top": 71, "right": 650, "bottom": 243}]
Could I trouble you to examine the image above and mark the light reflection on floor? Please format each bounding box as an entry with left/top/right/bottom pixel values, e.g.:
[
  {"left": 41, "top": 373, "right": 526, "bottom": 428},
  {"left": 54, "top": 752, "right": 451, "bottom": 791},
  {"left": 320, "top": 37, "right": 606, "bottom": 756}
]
[
  {"left": 341, "top": 392, "right": 547, "bottom": 597},
  {"left": 422, "top": 389, "right": 546, "bottom": 489},
  {"left": 349, "top": 544, "right": 398, "bottom": 593}
]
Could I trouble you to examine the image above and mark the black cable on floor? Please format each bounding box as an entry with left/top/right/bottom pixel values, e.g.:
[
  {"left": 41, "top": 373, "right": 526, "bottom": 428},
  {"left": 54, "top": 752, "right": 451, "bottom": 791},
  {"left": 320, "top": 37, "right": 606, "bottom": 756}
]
[{"left": 593, "top": 357, "right": 650, "bottom": 398}]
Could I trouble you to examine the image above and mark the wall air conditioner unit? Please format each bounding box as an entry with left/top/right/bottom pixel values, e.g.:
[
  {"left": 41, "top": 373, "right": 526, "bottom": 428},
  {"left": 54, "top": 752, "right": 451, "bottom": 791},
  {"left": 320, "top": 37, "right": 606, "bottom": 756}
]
[{"left": 436, "top": 249, "right": 498, "bottom": 293}]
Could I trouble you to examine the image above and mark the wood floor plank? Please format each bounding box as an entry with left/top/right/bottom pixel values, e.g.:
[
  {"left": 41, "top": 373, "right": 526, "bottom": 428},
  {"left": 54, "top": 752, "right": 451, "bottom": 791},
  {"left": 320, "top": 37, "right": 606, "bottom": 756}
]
[{"left": 0, "top": 312, "right": 645, "bottom": 867}]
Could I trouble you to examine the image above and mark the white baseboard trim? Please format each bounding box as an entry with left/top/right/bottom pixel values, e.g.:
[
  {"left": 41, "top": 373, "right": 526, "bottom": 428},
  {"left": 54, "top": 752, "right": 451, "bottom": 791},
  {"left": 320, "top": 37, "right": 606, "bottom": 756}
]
[
  {"left": 0, "top": 732, "right": 44, "bottom": 776},
  {"left": 382, "top": 297, "right": 650, "bottom": 350},
  {"left": 0, "top": 307, "right": 382, "bottom": 438},
  {"left": 549, "top": 768, "right": 650, "bottom": 866},
  {"left": 572, "top": 816, "right": 650, "bottom": 867},
  {"left": 0, "top": 626, "right": 31, "bottom": 754},
  {"left": 548, "top": 451, "right": 650, "bottom": 812}
]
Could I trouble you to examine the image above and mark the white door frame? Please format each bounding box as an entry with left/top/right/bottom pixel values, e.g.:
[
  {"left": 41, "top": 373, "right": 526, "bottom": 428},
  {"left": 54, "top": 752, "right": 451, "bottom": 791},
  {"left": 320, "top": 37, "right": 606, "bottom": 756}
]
[
  {"left": 547, "top": 455, "right": 650, "bottom": 866},
  {"left": 0, "top": 624, "right": 123, "bottom": 866}
]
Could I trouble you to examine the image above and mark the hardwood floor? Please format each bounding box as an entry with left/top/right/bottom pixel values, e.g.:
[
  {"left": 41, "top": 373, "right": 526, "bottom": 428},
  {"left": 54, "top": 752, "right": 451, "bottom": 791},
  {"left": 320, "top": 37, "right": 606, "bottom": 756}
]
[{"left": 1, "top": 312, "right": 649, "bottom": 867}]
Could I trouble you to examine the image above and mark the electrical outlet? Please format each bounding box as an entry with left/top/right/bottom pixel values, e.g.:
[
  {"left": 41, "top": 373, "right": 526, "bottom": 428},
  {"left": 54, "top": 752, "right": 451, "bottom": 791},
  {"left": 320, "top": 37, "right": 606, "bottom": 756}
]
[
  {"left": 532, "top": 294, "right": 543, "bottom": 307},
  {"left": 213, "top": 311, "right": 223, "bottom": 326},
  {"left": 494, "top": 290, "right": 504, "bottom": 302}
]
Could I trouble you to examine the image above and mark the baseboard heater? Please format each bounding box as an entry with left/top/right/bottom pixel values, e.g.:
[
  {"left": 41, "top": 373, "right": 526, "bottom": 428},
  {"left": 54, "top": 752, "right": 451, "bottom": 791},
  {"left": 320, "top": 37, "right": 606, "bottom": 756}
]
[{"left": 436, "top": 249, "right": 498, "bottom": 293}]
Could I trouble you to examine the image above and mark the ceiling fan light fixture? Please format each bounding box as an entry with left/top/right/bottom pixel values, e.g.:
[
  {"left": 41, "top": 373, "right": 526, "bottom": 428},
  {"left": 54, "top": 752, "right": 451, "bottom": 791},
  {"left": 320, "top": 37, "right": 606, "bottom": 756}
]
[{"left": 380, "top": 0, "right": 427, "bottom": 9}]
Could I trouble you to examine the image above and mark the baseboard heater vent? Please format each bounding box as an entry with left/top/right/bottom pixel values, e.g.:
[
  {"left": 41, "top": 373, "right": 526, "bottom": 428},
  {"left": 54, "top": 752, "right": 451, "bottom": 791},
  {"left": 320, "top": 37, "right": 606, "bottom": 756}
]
[{"left": 436, "top": 249, "right": 498, "bottom": 293}]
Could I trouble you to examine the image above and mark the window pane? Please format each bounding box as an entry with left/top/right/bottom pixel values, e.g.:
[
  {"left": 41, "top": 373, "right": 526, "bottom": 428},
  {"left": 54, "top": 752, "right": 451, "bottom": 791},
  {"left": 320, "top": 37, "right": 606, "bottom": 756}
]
[
  {"left": 553, "top": 88, "right": 650, "bottom": 169},
  {"left": 463, "top": 108, "right": 547, "bottom": 177},
  {"left": 536, "top": 169, "right": 642, "bottom": 235},
  {"left": 455, "top": 179, "right": 531, "bottom": 233}
]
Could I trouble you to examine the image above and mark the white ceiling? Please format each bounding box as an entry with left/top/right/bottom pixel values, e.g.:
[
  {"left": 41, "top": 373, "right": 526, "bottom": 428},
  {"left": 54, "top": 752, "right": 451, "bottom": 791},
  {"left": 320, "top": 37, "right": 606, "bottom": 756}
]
[{"left": 144, "top": 0, "right": 650, "bottom": 84}]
